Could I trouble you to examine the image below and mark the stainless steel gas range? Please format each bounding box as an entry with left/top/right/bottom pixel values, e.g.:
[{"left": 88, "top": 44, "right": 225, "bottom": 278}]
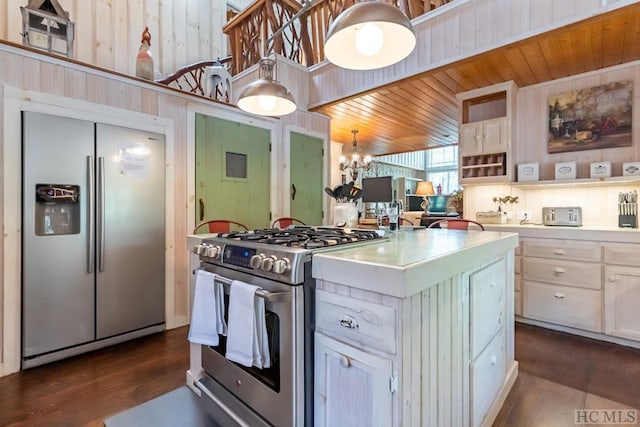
[{"left": 188, "top": 226, "right": 383, "bottom": 427}]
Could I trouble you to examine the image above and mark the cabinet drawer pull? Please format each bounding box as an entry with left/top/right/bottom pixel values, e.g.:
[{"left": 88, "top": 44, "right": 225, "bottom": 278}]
[
  {"left": 338, "top": 315, "right": 359, "bottom": 330},
  {"left": 553, "top": 249, "right": 567, "bottom": 255},
  {"left": 554, "top": 293, "right": 565, "bottom": 299},
  {"left": 553, "top": 267, "right": 565, "bottom": 275},
  {"left": 490, "top": 355, "right": 497, "bottom": 366},
  {"left": 608, "top": 275, "right": 618, "bottom": 283}
]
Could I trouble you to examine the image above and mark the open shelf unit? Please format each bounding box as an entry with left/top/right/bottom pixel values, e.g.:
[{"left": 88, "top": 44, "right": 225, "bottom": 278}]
[
  {"left": 461, "top": 153, "right": 506, "bottom": 179},
  {"left": 511, "top": 176, "right": 640, "bottom": 189}
]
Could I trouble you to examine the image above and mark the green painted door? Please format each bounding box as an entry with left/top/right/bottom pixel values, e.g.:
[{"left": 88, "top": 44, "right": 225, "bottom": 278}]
[
  {"left": 195, "top": 114, "right": 271, "bottom": 229},
  {"left": 290, "top": 131, "right": 323, "bottom": 225}
]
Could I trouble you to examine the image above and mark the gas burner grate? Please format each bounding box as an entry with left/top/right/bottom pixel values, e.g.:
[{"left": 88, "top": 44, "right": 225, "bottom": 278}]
[{"left": 215, "top": 226, "right": 382, "bottom": 248}]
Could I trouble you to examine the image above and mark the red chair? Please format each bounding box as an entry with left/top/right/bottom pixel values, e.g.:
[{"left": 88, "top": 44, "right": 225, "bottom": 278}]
[
  {"left": 193, "top": 220, "right": 249, "bottom": 234},
  {"left": 427, "top": 219, "right": 485, "bottom": 231},
  {"left": 271, "top": 217, "right": 306, "bottom": 228}
]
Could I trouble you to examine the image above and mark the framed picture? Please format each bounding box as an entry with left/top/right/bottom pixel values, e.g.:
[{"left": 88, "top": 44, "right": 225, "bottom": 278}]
[
  {"left": 555, "top": 162, "right": 577, "bottom": 180},
  {"left": 548, "top": 81, "right": 632, "bottom": 154},
  {"left": 589, "top": 161, "right": 611, "bottom": 178}
]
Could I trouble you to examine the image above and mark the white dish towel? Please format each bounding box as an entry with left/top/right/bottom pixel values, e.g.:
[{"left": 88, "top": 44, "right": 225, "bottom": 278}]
[
  {"left": 188, "top": 270, "right": 227, "bottom": 346},
  {"left": 225, "top": 280, "right": 271, "bottom": 369}
]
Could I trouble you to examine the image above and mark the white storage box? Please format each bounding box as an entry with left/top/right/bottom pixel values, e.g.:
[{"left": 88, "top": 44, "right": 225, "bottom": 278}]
[
  {"left": 590, "top": 161, "right": 611, "bottom": 178},
  {"left": 623, "top": 162, "right": 640, "bottom": 176},
  {"left": 517, "top": 163, "right": 539, "bottom": 182},
  {"left": 555, "top": 162, "right": 577, "bottom": 180}
]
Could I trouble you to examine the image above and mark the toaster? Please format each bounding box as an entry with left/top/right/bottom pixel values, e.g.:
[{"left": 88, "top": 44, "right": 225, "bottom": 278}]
[{"left": 542, "top": 207, "right": 582, "bottom": 226}]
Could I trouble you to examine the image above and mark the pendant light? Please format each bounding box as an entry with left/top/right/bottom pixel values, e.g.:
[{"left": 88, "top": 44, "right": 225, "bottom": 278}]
[
  {"left": 237, "top": 1, "right": 313, "bottom": 117},
  {"left": 324, "top": 2, "right": 416, "bottom": 70},
  {"left": 237, "top": 55, "right": 296, "bottom": 116}
]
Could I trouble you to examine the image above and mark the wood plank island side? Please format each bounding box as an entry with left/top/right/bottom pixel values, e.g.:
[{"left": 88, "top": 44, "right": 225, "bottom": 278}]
[{"left": 312, "top": 229, "right": 519, "bottom": 427}]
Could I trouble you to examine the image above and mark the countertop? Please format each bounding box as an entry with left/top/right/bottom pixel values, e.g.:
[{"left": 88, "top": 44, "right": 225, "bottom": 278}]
[
  {"left": 312, "top": 228, "right": 518, "bottom": 298},
  {"left": 482, "top": 223, "right": 640, "bottom": 243}
]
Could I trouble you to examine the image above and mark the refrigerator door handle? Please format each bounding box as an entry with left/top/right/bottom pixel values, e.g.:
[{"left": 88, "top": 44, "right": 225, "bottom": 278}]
[
  {"left": 98, "top": 156, "right": 105, "bottom": 272},
  {"left": 87, "top": 156, "right": 95, "bottom": 273}
]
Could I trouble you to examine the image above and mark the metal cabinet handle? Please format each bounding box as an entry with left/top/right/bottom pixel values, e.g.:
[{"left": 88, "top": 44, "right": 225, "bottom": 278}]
[
  {"left": 554, "top": 293, "right": 565, "bottom": 299},
  {"left": 490, "top": 355, "right": 497, "bottom": 366},
  {"left": 291, "top": 183, "right": 297, "bottom": 201},
  {"left": 553, "top": 267, "right": 565, "bottom": 275},
  {"left": 199, "top": 198, "right": 204, "bottom": 221},
  {"left": 608, "top": 275, "right": 618, "bottom": 282},
  {"left": 339, "top": 354, "right": 351, "bottom": 368},
  {"left": 553, "top": 249, "right": 566, "bottom": 255},
  {"left": 87, "top": 156, "right": 94, "bottom": 274},
  {"left": 98, "top": 157, "right": 105, "bottom": 272}
]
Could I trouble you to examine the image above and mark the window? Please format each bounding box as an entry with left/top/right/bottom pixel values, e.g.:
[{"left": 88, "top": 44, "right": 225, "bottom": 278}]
[
  {"left": 225, "top": 152, "right": 247, "bottom": 178},
  {"left": 425, "top": 146, "right": 459, "bottom": 194}
]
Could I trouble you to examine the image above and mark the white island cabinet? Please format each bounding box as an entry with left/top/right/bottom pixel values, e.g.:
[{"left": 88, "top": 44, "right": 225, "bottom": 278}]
[{"left": 312, "top": 229, "right": 519, "bottom": 427}]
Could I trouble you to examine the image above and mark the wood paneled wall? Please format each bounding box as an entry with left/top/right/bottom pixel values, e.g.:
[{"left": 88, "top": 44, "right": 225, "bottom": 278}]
[
  {"left": 0, "top": 0, "right": 227, "bottom": 77},
  {"left": 0, "top": 42, "right": 330, "bottom": 376},
  {"left": 515, "top": 61, "right": 640, "bottom": 180},
  {"left": 309, "top": 0, "right": 630, "bottom": 108}
]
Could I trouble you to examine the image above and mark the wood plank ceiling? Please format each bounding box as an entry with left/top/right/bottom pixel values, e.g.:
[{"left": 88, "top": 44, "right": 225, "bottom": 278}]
[{"left": 311, "top": 2, "right": 640, "bottom": 156}]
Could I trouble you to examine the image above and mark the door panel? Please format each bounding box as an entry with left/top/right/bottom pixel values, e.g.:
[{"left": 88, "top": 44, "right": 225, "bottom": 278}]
[
  {"left": 95, "top": 124, "right": 165, "bottom": 339},
  {"left": 22, "top": 112, "right": 95, "bottom": 357},
  {"left": 195, "top": 114, "right": 271, "bottom": 229},
  {"left": 290, "top": 132, "right": 323, "bottom": 225}
]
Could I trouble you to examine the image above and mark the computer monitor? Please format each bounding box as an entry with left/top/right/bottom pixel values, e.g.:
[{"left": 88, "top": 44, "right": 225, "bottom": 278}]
[
  {"left": 361, "top": 176, "right": 393, "bottom": 203},
  {"left": 427, "top": 195, "right": 449, "bottom": 214}
]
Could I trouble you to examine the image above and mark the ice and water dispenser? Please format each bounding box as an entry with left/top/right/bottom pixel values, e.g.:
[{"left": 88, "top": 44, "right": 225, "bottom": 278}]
[{"left": 34, "top": 184, "right": 81, "bottom": 236}]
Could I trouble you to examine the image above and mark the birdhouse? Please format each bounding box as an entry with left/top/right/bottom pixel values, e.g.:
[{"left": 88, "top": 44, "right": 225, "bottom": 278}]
[{"left": 20, "top": 0, "right": 74, "bottom": 57}]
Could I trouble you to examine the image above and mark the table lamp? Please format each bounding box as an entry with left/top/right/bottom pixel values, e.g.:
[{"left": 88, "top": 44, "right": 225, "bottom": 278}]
[{"left": 415, "top": 181, "right": 435, "bottom": 213}]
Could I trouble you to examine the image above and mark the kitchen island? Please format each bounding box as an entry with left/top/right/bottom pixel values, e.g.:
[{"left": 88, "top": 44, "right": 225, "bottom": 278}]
[{"left": 312, "top": 228, "right": 519, "bottom": 427}]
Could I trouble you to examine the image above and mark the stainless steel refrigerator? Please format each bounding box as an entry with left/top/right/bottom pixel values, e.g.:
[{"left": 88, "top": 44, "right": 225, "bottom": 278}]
[{"left": 22, "top": 111, "right": 165, "bottom": 368}]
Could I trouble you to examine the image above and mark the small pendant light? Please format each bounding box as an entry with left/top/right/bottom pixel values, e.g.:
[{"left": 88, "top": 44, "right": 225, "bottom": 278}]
[
  {"left": 324, "top": 2, "right": 416, "bottom": 70},
  {"left": 237, "top": 55, "right": 296, "bottom": 117}
]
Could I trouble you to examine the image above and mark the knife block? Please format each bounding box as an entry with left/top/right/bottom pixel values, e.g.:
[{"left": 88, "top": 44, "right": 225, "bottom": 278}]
[{"left": 618, "top": 214, "right": 637, "bottom": 228}]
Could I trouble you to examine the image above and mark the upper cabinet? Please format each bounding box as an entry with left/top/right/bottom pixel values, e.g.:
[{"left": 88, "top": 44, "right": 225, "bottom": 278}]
[{"left": 458, "top": 82, "right": 518, "bottom": 184}]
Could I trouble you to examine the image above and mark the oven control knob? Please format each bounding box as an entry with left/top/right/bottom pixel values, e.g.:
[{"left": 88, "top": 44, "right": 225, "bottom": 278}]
[
  {"left": 250, "top": 254, "right": 266, "bottom": 269},
  {"left": 273, "top": 258, "right": 291, "bottom": 275},
  {"left": 206, "top": 245, "right": 221, "bottom": 259},
  {"left": 261, "top": 255, "right": 278, "bottom": 272},
  {"left": 192, "top": 244, "right": 203, "bottom": 255}
]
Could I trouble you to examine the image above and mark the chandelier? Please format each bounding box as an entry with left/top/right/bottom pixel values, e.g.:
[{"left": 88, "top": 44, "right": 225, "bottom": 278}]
[{"left": 339, "top": 130, "right": 373, "bottom": 182}]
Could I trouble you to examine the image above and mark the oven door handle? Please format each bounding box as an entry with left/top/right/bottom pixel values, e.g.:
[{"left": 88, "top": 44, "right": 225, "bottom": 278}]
[{"left": 193, "top": 269, "right": 290, "bottom": 302}]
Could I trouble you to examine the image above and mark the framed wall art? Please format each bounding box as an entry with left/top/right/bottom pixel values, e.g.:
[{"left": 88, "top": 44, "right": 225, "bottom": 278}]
[{"left": 548, "top": 81, "right": 632, "bottom": 154}]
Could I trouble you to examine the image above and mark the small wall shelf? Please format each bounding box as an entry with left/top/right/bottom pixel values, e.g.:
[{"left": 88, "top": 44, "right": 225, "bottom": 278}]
[
  {"left": 511, "top": 176, "right": 640, "bottom": 189},
  {"left": 461, "top": 153, "right": 506, "bottom": 179}
]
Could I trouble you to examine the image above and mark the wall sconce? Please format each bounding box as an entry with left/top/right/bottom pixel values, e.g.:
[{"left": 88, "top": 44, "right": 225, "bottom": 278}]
[
  {"left": 339, "top": 130, "right": 373, "bottom": 183},
  {"left": 20, "top": 0, "right": 74, "bottom": 57},
  {"left": 324, "top": 1, "right": 416, "bottom": 70},
  {"left": 415, "top": 181, "right": 435, "bottom": 213}
]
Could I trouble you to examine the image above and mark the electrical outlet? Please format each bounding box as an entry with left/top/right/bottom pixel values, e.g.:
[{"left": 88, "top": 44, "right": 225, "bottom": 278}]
[{"left": 516, "top": 211, "right": 532, "bottom": 221}]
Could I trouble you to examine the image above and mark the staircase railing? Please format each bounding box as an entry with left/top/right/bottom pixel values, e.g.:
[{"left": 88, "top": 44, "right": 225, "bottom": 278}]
[{"left": 158, "top": 0, "right": 453, "bottom": 100}]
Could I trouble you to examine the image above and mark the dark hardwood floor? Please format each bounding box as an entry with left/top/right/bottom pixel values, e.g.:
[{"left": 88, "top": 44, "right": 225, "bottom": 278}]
[
  {"left": 0, "top": 326, "right": 190, "bottom": 427},
  {"left": 1, "top": 323, "right": 638, "bottom": 426}
]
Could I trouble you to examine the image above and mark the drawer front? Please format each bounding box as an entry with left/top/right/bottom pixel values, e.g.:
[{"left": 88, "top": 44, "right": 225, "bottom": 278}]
[
  {"left": 523, "top": 281, "right": 602, "bottom": 332},
  {"left": 471, "top": 329, "right": 506, "bottom": 427},
  {"left": 515, "top": 291, "right": 522, "bottom": 316},
  {"left": 470, "top": 258, "right": 506, "bottom": 358},
  {"left": 315, "top": 290, "right": 396, "bottom": 354},
  {"left": 523, "top": 238, "right": 601, "bottom": 262},
  {"left": 523, "top": 257, "right": 601, "bottom": 290},
  {"left": 514, "top": 255, "right": 521, "bottom": 275},
  {"left": 604, "top": 243, "right": 640, "bottom": 266}
]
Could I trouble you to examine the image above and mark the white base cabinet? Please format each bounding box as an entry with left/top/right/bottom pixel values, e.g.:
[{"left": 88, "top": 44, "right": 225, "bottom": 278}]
[
  {"left": 314, "top": 334, "right": 393, "bottom": 427},
  {"left": 604, "top": 243, "right": 640, "bottom": 341},
  {"left": 314, "top": 253, "right": 516, "bottom": 427}
]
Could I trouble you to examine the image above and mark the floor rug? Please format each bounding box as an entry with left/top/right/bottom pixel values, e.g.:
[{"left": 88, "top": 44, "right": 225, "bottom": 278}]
[{"left": 104, "top": 386, "right": 219, "bottom": 427}]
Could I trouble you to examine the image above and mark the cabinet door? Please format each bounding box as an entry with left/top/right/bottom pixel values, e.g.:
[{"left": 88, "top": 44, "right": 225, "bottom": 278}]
[
  {"left": 605, "top": 265, "right": 640, "bottom": 341},
  {"left": 315, "top": 333, "right": 393, "bottom": 427},
  {"left": 482, "top": 117, "right": 507, "bottom": 154},
  {"left": 460, "top": 122, "right": 483, "bottom": 156}
]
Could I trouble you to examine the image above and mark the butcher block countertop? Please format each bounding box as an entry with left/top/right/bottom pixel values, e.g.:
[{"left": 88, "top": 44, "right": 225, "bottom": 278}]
[{"left": 312, "top": 228, "right": 518, "bottom": 298}]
